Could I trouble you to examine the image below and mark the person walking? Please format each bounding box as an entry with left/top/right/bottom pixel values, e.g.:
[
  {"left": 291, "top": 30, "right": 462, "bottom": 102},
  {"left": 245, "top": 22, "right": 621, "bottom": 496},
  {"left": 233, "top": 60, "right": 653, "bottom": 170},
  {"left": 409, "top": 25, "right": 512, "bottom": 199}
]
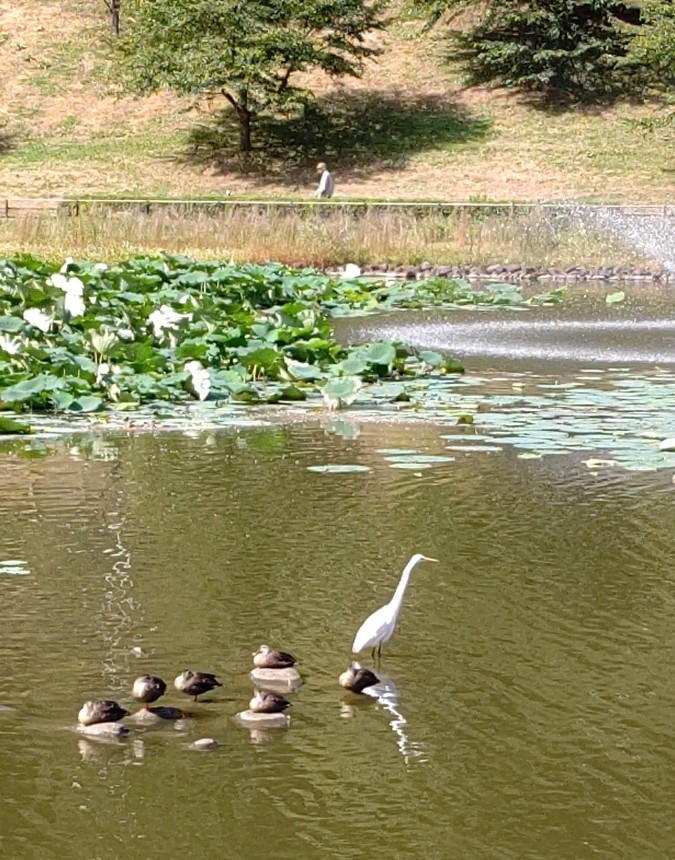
[{"left": 315, "top": 162, "right": 334, "bottom": 198}]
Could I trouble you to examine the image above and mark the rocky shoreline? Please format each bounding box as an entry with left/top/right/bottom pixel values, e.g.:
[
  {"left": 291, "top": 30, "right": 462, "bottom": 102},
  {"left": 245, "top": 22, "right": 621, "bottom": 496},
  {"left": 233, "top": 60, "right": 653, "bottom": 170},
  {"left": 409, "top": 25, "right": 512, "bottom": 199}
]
[{"left": 331, "top": 262, "right": 672, "bottom": 282}]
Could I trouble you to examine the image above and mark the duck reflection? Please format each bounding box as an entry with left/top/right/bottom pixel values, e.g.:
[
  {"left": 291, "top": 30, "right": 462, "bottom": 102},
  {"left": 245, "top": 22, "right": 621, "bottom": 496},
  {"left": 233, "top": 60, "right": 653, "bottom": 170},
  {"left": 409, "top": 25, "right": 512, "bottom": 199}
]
[
  {"left": 341, "top": 670, "right": 427, "bottom": 765},
  {"left": 77, "top": 734, "right": 143, "bottom": 764}
]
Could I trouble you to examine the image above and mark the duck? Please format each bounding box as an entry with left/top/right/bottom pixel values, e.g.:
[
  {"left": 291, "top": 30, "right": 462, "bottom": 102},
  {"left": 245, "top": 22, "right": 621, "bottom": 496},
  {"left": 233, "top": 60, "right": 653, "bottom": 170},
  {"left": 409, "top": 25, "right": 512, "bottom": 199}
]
[
  {"left": 252, "top": 644, "right": 297, "bottom": 669},
  {"left": 339, "top": 662, "right": 380, "bottom": 694},
  {"left": 174, "top": 670, "right": 222, "bottom": 701},
  {"left": 78, "top": 699, "right": 129, "bottom": 726},
  {"left": 249, "top": 690, "right": 292, "bottom": 714},
  {"left": 132, "top": 675, "right": 167, "bottom": 710}
]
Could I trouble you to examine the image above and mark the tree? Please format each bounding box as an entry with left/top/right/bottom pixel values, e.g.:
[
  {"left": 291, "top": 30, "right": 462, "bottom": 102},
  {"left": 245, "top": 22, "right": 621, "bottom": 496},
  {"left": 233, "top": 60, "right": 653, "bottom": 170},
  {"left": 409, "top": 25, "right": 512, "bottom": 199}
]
[
  {"left": 630, "top": 0, "right": 675, "bottom": 88},
  {"left": 419, "top": 0, "right": 644, "bottom": 101},
  {"left": 121, "top": 0, "right": 386, "bottom": 152},
  {"left": 104, "top": 0, "right": 121, "bottom": 35}
]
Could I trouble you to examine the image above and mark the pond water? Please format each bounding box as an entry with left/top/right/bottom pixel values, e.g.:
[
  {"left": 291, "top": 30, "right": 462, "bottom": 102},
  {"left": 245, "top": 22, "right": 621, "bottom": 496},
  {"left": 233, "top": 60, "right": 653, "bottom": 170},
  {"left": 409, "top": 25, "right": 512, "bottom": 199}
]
[
  {"left": 342, "top": 284, "right": 675, "bottom": 371},
  {"left": 3, "top": 291, "right": 675, "bottom": 860}
]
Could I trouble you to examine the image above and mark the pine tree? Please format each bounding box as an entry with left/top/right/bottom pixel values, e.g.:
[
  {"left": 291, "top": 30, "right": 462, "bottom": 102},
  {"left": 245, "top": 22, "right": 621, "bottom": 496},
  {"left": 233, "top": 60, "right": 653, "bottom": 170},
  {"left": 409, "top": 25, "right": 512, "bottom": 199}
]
[{"left": 421, "top": 0, "right": 644, "bottom": 101}]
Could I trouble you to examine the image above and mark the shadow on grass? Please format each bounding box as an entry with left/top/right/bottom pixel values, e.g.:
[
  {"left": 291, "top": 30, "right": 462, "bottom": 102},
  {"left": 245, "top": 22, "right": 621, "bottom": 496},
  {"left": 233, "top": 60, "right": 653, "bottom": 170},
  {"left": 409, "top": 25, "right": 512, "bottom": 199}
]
[
  {"left": 0, "top": 129, "right": 16, "bottom": 155},
  {"left": 181, "top": 89, "right": 492, "bottom": 184}
]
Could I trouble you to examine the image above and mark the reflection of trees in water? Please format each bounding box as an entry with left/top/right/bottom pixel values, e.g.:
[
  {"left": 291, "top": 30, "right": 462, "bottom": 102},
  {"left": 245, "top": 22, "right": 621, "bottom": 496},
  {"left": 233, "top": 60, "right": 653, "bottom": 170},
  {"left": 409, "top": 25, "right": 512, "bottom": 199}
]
[{"left": 99, "top": 478, "right": 144, "bottom": 694}]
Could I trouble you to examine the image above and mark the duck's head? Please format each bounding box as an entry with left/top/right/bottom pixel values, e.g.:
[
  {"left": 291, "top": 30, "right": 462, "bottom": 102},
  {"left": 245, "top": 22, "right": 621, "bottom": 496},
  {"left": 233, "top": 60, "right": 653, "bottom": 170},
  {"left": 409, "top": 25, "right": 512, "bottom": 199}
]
[
  {"left": 252, "top": 644, "right": 271, "bottom": 657},
  {"left": 339, "top": 665, "right": 357, "bottom": 688},
  {"left": 77, "top": 701, "right": 97, "bottom": 725},
  {"left": 249, "top": 690, "right": 264, "bottom": 710}
]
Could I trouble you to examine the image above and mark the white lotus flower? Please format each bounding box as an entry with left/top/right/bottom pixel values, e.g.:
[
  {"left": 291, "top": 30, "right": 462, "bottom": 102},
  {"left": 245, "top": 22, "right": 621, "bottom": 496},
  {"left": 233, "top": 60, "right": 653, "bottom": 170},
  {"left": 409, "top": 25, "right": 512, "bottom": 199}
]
[
  {"left": 95, "top": 363, "right": 121, "bottom": 401},
  {"left": 23, "top": 308, "right": 53, "bottom": 333},
  {"left": 0, "top": 334, "right": 22, "bottom": 355},
  {"left": 185, "top": 360, "right": 211, "bottom": 401},
  {"left": 49, "top": 273, "right": 70, "bottom": 291},
  {"left": 94, "top": 262, "right": 108, "bottom": 272},
  {"left": 49, "top": 273, "right": 85, "bottom": 318},
  {"left": 65, "top": 291, "right": 85, "bottom": 317},
  {"left": 117, "top": 328, "right": 135, "bottom": 341},
  {"left": 147, "top": 304, "right": 192, "bottom": 338},
  {"left": 96, "top": 362, "right": 110, "bottom": 384},
  {"left": 342, "top": 263, "right": 362, "bottom": 280}
]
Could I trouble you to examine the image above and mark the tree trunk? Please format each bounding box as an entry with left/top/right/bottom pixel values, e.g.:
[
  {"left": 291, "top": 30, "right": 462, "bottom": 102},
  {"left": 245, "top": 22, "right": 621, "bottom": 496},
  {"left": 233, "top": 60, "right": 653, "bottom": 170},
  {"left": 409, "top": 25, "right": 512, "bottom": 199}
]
[
  {"left": 238, "top": 110, "right": 252, "bottom": 152},
  {"left": 106, "top": 0, "right": 121, "bottom": 35},
  {"left": 223, "top": 89, "right": 254, "bottom": 152}
]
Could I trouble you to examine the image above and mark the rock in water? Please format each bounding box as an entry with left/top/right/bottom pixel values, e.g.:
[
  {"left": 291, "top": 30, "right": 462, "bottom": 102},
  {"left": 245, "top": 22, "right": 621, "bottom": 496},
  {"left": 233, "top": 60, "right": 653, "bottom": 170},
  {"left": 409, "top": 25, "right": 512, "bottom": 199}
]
[
  {"left": 191, "top": 738, "right": 220, "bottom": 751},
  {"left": 249, "top": 667, "right": 302, "bottom": 690},
  {"left": 76, "top": 722, "right": 130, "bottom": 738},
  {"left": 235, "top": 710, "right": 290, "bottom": 729}
]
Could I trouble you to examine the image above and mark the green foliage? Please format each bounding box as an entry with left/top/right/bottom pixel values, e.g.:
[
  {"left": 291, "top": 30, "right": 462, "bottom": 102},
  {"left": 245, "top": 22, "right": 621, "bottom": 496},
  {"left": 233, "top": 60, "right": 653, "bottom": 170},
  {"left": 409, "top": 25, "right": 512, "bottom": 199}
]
[
  {"left": 456, "top": 0, "right": 633, "bottom": 100},
  {"left": 120, "top": 0, "right": 386, "bottom": 150},
  {"left": 0, "top": 255, "right": 565, "bottom": 414},
  {"left": 418, "top": 0, "right": 648, "bottom": 101},
  {"left": 630, "top": 0, "right": 675, "bottom": 86}
]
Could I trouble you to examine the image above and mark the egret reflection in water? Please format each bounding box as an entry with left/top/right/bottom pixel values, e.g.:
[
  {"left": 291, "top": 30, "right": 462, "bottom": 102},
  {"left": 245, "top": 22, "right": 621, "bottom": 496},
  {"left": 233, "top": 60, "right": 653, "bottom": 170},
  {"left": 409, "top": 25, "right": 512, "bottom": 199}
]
[{"left": 342, "top": 671, "right": 427, "bottom": 765}]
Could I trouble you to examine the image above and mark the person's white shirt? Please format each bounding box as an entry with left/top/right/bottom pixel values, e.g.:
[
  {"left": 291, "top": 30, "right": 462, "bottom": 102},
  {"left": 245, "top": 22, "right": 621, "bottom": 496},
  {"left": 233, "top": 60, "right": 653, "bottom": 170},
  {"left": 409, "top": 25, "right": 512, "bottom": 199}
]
[{"left": 316, "top": 169, "right": 334, "bottom": 198}]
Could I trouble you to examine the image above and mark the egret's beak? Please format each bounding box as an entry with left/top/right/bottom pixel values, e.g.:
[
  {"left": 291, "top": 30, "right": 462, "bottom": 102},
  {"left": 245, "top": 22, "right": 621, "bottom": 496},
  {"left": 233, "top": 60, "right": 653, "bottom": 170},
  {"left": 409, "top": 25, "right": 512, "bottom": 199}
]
[{"left": 424, "top": 556, "right": 439, "bottom": 563}]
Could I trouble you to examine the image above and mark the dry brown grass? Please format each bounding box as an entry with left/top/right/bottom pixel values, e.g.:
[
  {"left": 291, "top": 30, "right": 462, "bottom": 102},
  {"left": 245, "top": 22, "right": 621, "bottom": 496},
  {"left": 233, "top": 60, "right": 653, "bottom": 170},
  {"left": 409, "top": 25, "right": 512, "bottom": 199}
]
[
  {"left": 0, "top": 207, "right": 655, "bottom": 268},
  {"left": 0, "top": 0, "right": 672, "bottom": 204}
]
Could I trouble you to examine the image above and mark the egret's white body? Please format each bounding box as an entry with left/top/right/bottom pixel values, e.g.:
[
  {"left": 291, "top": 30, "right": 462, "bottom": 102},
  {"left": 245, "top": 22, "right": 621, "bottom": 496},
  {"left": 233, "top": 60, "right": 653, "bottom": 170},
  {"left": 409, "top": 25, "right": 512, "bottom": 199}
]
[{"left": 352, "top": 553, "right": 438, "bottom": 657}]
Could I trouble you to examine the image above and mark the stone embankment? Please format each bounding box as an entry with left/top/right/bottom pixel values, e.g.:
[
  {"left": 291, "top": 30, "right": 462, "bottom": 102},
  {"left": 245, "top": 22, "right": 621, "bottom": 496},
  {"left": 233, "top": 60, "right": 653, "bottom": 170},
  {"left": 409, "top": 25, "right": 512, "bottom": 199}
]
[{"left": 345, "top": 262, "right": 671, "bottom": 282}]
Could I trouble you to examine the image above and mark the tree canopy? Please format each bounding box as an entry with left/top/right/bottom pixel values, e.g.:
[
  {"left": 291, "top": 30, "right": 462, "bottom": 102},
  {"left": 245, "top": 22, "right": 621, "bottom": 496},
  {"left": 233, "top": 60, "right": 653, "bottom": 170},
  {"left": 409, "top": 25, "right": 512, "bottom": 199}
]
[
  {"left": 121, "top": 0, "right": 386, "bottom": 151},
  {"left": 418, "top": 0, "right": 674, "bottom": 103}
]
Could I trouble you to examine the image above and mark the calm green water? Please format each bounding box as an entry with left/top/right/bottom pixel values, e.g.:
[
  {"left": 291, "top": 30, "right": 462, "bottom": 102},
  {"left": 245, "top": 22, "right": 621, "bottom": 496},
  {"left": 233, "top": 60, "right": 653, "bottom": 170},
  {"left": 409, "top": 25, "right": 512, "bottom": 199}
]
[{"left": 2, "top": 413, "right": 675, "bottom": 860}]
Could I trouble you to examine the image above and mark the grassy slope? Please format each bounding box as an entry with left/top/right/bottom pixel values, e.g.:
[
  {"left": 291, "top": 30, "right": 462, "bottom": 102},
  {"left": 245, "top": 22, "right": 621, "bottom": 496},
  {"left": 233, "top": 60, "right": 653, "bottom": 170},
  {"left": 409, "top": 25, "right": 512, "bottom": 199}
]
[{"left": 0, "top": 0, "right": 673, "bottom": 203}]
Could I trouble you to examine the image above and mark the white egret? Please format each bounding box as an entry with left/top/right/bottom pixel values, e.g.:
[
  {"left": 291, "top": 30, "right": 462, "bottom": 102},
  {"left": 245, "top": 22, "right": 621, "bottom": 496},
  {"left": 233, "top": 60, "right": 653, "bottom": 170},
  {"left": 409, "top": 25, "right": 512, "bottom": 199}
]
[{"left": 352, "top": 553, "right": 439, "bottom": 658}]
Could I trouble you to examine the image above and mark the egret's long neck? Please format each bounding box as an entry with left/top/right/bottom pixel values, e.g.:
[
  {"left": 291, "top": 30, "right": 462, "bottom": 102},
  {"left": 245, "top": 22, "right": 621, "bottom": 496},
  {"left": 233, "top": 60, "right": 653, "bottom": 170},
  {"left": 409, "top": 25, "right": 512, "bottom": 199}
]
[{"left": 388, "top": 557, "right": 419, "bottom": 619}]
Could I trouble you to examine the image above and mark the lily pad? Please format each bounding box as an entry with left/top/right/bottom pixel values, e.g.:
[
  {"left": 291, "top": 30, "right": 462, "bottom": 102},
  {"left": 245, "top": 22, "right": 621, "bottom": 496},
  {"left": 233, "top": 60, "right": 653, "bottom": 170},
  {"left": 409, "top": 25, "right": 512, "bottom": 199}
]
[
  {"left": 307, "top": 464, "right": 371, "bottom": 473},
  {"left": 0, "top": 559, "right": 30, "bottom": 575},
  {"left": 383, "top": 454, "right": 455, "bottom": 465},
  {"left": 444, "top": 444, "right": 503, "bottom": 453},
  {"left": 0, "top": 416, "right": 32, "bottom": 435}
]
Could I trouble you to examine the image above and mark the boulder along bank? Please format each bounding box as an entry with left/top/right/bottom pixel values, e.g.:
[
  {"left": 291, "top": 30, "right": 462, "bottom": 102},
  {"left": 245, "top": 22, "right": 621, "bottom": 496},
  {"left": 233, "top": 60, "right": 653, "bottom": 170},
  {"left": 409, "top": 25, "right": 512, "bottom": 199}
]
[{"left": 326, "top": 262, "right": 672, "bottom": 282}]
